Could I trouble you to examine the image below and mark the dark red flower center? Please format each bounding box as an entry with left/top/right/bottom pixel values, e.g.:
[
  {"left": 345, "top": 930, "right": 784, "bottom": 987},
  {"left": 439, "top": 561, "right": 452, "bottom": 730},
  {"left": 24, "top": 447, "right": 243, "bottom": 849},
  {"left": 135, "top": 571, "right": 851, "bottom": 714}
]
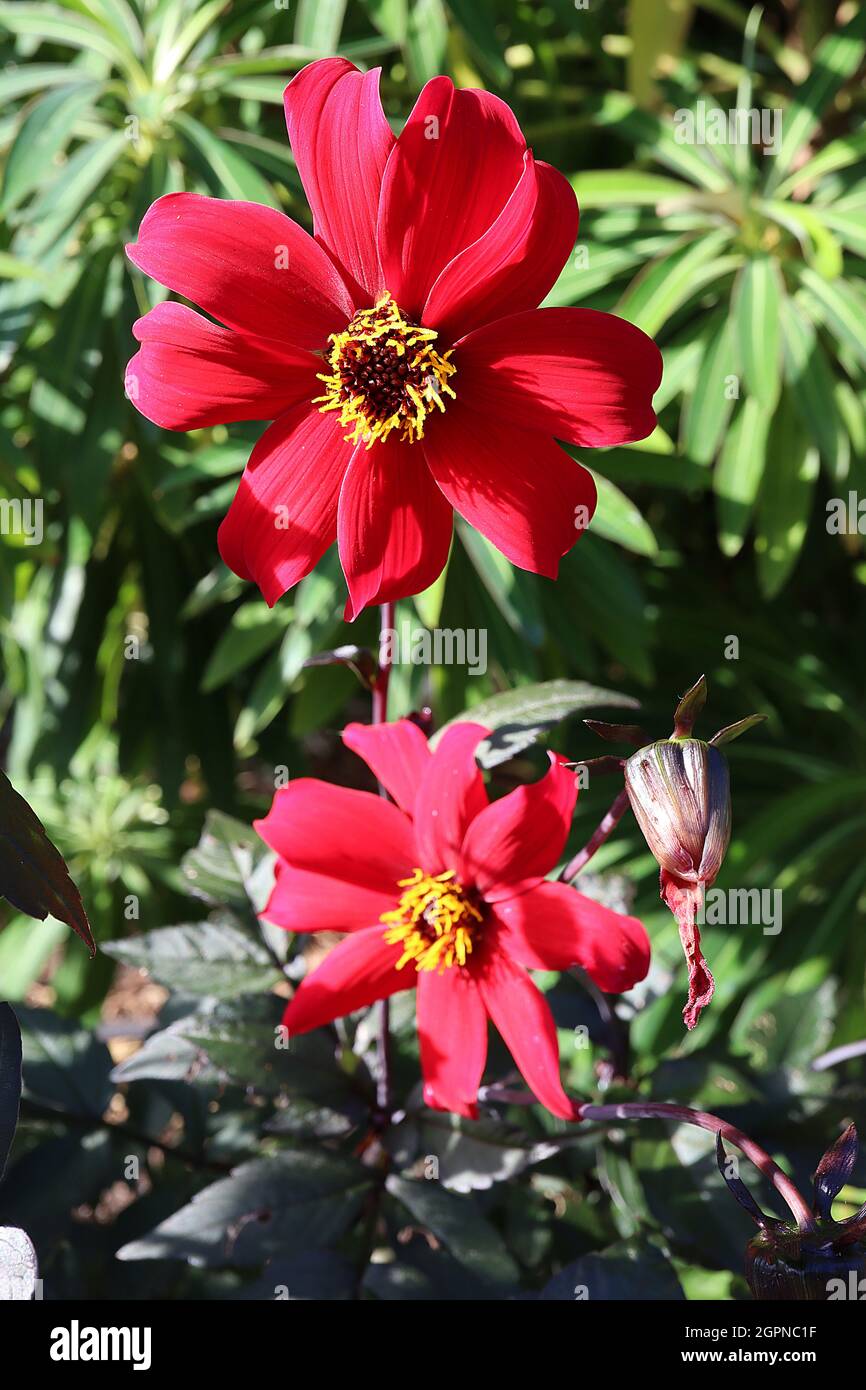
[
  {"left": 315, "top": 294, "right": 456, "bottom": 448},
  {"left": 381, "top": 867, "right": 483, "bottom": 972}
]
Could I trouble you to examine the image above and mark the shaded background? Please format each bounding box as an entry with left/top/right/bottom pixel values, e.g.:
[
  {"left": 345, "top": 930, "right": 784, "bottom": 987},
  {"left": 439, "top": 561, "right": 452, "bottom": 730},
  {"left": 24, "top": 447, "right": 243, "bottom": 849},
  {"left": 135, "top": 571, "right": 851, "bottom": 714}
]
[{"left": 0, "top": 0, "right": 865, "bottom": 1300}]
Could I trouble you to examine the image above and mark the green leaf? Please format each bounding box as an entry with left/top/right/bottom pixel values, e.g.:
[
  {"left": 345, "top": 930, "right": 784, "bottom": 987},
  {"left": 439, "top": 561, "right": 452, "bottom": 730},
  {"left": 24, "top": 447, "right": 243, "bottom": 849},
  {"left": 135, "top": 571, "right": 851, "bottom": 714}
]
[
  {"left": 767, "top": 6, "right": 866, "bottom": 193},
  {"left": 406, "top": 0, "right": 448, "bottom": 84},
  {"left": 754, "top": 393, "right": 819, "bottom": 597},
  {"left": 431, "top": 678, "right": 639, "bottom": 768},
  {"left": 385, "top": 1175, "right": 520, "bottom": 1292},
  {"left": 152, "top": 0, "right": 227, "bottom": 84},
  {"left": 181, "top": 811, "right": 266, "bottom": 910},
  {"left": 617, "top": 230, "right": 737, "bottom": 337},
  {"left": 22, "top": 130, "right": 127, "bottom": 231},
  {"left": 734, "top": 257, "right": 782, "bottom": 408},
  {"left": 0, "top": 83, "right": 102, "bottom": 215},
  {"left": 588, "top": 470, "right": 659, "bottom": 556},
  {"left": 760, "top": 199, "right": 843, "bottom": 279},
  {"left": 445, "top": 0, "right": 510, "bottom": 83},
  {"left": 0, "top": 770, "right": 94, "bottom": 954},
  {"left": 0, "top": 1006, "right": 22, "bottom": 1183},
  {"left": 293, "top": 0, "right": 347, "bottom": 50},
  {"left": 200, "top": 600, "right": 292, "bottom": 693},
  {"left": 795, "top": 267, "right": 866, "bottom": 372},
  {"left": 540, "top": 1242, "right": 685, "bottom": 1300},
  {"left": 399, "top": 1111, "right": 558, "bottom": 1193},
  {"left": 781, "top": 296, "right": 847, "bottom": 473},
  {"left": 118, "top": 1151, "right": 373, "bottom": 1267},
  {"left": 16, "top": 1005, "right": 113, "bottom": 1118},
  {"left": 172, "top": 112, "right": 278, "bottom": 206},
  {"left": 684, "top": 312, "right": 738, "bottom": 464},
  {"left": 457, "top": 521, "right": 544, "bottom": 645},
  {"left": 0, "top": 65, "right": 92, "bottom": 104},
  {"left": 714, "top": 396, "right": 771, "bottom": 556},
  {"left": 571, "top": 170, "right": 690, "bottom": 207},
  {"left": 0, "top": 3, "right": 139, "bottom": 74},
  {"left": 774, "top": 130, "right": 866, "bottom": 200},
  {"left": 102, "top": 919, "right": 281, "bottom": 998}
]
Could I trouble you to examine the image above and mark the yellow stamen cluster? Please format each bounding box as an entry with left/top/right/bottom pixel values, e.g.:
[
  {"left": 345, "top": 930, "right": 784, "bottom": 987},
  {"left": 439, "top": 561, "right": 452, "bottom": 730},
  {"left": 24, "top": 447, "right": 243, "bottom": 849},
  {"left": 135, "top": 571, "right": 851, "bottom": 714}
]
[
  {"left": 314, "top": 294, "right": 456, "bottom": 449},
  {"left": 381, "top": 867, "right": 483, "bottom": 973}
]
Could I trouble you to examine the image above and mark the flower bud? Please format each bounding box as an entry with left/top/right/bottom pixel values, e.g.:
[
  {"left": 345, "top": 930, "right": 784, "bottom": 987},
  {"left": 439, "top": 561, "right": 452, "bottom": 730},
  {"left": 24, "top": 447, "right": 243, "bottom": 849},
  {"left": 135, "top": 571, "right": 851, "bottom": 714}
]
[
  {"left": 745, "top": 1226, "right": 866, "bottom": 1301},
  {"left": 720, "top": 1125, "right": 866, "bottom": 1301},
  {"left": 623, "top": 738, "right": 731, "bottom": 888}
]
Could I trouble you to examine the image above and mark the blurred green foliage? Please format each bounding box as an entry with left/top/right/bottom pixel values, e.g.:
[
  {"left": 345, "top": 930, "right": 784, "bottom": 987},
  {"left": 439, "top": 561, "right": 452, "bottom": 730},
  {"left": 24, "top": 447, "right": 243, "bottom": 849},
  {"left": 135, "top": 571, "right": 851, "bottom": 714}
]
[{"left": 0, "top": 0, "right": 865, "bottom": 1301}]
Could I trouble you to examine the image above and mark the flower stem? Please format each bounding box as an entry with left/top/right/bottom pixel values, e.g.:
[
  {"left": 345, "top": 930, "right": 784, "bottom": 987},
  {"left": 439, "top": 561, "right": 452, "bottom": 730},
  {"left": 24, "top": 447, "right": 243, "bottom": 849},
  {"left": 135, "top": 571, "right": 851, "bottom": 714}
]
[
  {"left": 578, "top": 1101, "right": 817, "bottom": 1233},
  {"left": 560, "top": 788, "right": 629, "bottom": 882},
  {"left": 372, "top": 600, "right": 395, "bottom": 1118}
]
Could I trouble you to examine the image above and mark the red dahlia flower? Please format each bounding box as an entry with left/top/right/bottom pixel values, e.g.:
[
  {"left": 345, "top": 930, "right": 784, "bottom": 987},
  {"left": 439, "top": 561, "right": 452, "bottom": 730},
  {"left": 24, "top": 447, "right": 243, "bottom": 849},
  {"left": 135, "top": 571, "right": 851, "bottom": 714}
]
[
  {"left": 125, "top": 58, "right": 663, "bottom": 619},
  {"left": 255, "top": 719, "right": 650, "bottom": 1119}
]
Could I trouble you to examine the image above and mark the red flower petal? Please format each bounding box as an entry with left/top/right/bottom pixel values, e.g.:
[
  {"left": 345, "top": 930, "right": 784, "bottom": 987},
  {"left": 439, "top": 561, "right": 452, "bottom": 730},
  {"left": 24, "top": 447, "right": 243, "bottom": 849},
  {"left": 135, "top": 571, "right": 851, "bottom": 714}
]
[
  {"left": 417, "top": 967, "right": 488, "bottom": 1119},
  {"left": 413, "top": 722, "right": 489, "bottom": 874},
  {"left": 378, "top": 77, "right": 526, "bottom": 320},
  {"left": 660, "top": 869, "right": 715, "bottom": 1030},
  {"left": 217, "top": 402, "right": 351, "bottom": 603},
  {"left": 461, "top": 752, "right": 577, "bottom": 901},
  {"left": 492, "top": 881, "right": 651, "bottom": 992},
  {"left": 423, "top": 153, "right": 578, "bottom": 341},
  {"left": 254, "top": 778, "right": 415, "bottom": 893},
  {"left": 477, "top": 949, "right": 577, "bottom": 1120},
  {"left": 336, "top": 435, "right": 453, "bottom": 621},
  {"left": 422, "top": 401, "right": 597, "bottom": 579},
  {"left": 455, "top": 306, "right": 662, "bottom": 447},
  {"left": 260, "top": 860, "right": 394, "bottom": 935},
  {"left": 126, "top": 301, "right": 318, "bottom": 431},
  {"left": 282, "top": 927, "right": 411, "bottom": 1036},
  {"left": 284, "top": 58, "right": 394, "bottom": 305},
  {"left": 126, "top": 193, "right": 353, "bottom": 349},
  {"left": 342, "top": 719, "right": 431, "bottom": 815}
]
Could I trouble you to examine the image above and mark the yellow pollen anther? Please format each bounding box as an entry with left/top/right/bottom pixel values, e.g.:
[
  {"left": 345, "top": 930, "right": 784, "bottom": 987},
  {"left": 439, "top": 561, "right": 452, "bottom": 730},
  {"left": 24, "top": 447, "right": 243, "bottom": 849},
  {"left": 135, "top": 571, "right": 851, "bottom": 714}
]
[
  {"left": 314, "top": 294, "right": 457, "bottom": 448},
  {"left": 381, "top": 867, "right": 483, "bottom": 973}
]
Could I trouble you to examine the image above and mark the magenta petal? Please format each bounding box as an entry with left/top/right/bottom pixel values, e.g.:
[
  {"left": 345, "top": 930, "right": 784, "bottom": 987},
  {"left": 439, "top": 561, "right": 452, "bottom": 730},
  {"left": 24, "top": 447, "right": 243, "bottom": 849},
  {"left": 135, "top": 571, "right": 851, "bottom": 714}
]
[
  {"left": 460, "top": 752, "right": 576, "bottom": 900},
  {"left": 255, "top": 778, "right": 415, "bottom": 893},
  {"left": 413, "top": 722, "right": 489, "bottom": 874},
  {"left": 282, "top": 927, "right": 411, "bottom": 1036},
  {"left": 456, "top": 306, "right": 663, "bottom": 448},
  {"left": 493, "top": 881, "right": 651, "bottom": 992},
  {"left": 283, "top": 58, "right": 394, "bottom": 304},
  {"left": 423, "top": 153, "right": 579, "bottom": 340},
  {"left": 261, "top": 860, "right": 395, "bottom": 934},
  {"left": 126, "top": 301, "right": 318, "bottom": 431},
  {"left": 217, "top": 402, "right": 351, "bottom": 604},
  {"left": 342, "top": 719, "right": 432, "bottom": 815},
  {"left": 417, "top": 968, "right": 488, "bottom": 1119},
  {"left": 422, "top": 400, "right": 597, "bottom": 579},
  {"left": 126, "top": 192, "right": 353, "bottom": 349},
  {"left": 378, "top": 76, "right": 526, "bottom": 319},
  {"left": 336, "top": 435, "right": 453, "bottom": 621},
  {"left": 478, "top": 949, "right": 577, "bottom": 1120}
]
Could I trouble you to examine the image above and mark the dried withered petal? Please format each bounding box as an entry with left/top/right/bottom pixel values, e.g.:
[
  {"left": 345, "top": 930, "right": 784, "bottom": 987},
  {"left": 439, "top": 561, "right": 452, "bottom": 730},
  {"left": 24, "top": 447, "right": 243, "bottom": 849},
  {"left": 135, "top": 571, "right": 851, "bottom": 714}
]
[
  {"left": 661, "top": 870, "right": 715, "bottom": 1029},
  {"left": 813, "top": 1123, "right": 859, "bottom": 1221}
]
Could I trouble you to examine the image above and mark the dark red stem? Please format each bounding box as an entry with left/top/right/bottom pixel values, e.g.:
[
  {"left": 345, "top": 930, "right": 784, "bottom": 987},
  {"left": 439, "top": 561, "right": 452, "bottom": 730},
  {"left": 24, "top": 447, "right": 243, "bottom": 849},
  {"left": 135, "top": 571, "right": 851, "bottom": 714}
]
[{"left": 559, "top": 788, "right": 629, "bottom": 882}]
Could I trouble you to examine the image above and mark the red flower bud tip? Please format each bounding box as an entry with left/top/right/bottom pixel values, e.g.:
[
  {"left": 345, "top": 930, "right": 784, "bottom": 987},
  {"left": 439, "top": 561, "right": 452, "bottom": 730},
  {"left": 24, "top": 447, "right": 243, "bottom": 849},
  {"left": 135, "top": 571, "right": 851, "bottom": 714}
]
[{"left": 622, "top": 678, "right": 765, "bottom": 1030}]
